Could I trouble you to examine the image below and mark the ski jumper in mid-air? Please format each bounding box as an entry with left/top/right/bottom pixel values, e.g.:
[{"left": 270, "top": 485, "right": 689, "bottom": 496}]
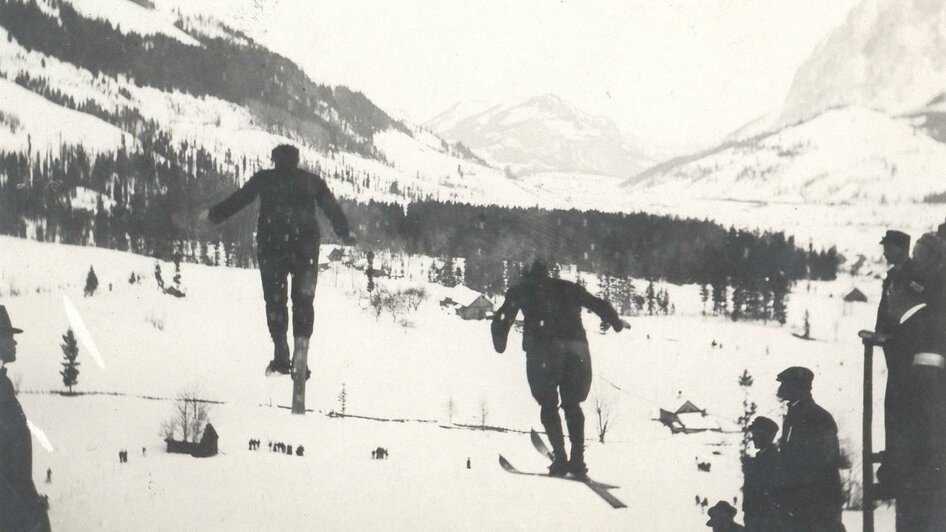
[
  {"left": 491, "top": 259, "right": 628, "bottom": 478},
  {"left": 207, "top": 144, "right": 355, "bottom": 379}
]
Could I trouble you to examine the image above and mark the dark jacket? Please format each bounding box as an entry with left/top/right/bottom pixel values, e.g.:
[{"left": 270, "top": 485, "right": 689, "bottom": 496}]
[
  {"left": 209, "top": 167, "right": 350, "bottom": 258},
  {"left": 491, "top": 277, "right": 622, "bottom": 353},
  {"left": 778, "top": 397, "right": 843, "bottom": 518},
  {"left": 896, "top": 306, "right": 946, "bottom": 493},
  {"left": 0, "top": 368, "right": 50, "bottom": 532},
  {"left": 742, "top": 445, "right": 782, "bottom": 519},
  {"left": 881, "top": 303, "right": 929, "bottom": 456},
  {"left": 876, "top": 261, "right": 912, "bottom": 335}
]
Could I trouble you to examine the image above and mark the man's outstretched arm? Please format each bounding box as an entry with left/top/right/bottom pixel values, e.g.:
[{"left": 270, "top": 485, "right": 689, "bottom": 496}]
[
  {"left": 315, "top": 178, "right": 353, "bottom": 242},
  {"left": 491, "top": 295, "right": 520, "bottom": 353},
  {"left": 578, "top": 288, "right": 625, "bottom": 332},
  {"left": 208, "top": 173, "right": 261, "bottom": 224}
]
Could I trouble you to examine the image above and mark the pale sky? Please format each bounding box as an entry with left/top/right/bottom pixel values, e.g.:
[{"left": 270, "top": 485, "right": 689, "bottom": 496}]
[{"left": 186, "top": 0, "right": 864, "bottom": 154}]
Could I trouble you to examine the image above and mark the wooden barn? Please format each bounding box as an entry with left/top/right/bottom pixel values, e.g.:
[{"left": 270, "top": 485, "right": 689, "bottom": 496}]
[{"left": 441, "top": 286, "right": 494, "bottom": 320}]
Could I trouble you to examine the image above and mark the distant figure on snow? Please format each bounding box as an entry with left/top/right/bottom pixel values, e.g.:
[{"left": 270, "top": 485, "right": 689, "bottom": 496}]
[
  {"left": 46, "top": 468, "right": 52, "bottom": 484},
  {"left": 205, "top": 144, "right": 356, "bottom": 379},
  {"left": 491, "top": 258, "right": 629, "bottom": 478},
  {"left": 0, "top": 306, "right": 52, "bottom": 532},
  {"left": 466, "top": 457, "right": 471, "bottom": 470},
  {"left": 705, "top": 501, "right": 745, "bottom": 531},
  {"left": 775, "top": 367, "right": 844, "bottom": 531}
]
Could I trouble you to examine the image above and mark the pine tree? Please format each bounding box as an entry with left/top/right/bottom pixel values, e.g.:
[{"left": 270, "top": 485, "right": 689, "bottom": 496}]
[
  {"left": 366, "top": 251, "right": 375, "bottom": 293},
  {"left": 700, "top": 284, "right": 710, "bottom": 316},
  {"left": 658, "top": 288, "right": 670, "bottom": 315},
  {"left": 337, "top": 383, "right": 347, "bottom": 415},
  {"left": 84, "top": 266, "right": 98, "bottom": 297},
  {"left": 731, "top": 283, "right": 746, "bottom": 322},
  {"left": 596, "top": 274, "right": 612, "bottom": 304},
  {"left": 60, "top": 329, "right": 80, "bottom": 395},
  {"left": 737, "top": 369, "right": 757, "bottom": 458},
  {"left": 645, "top": 281, "right": 656, "bottom": 315},
  {"left": 172, "top": 256, "right": 183, "bottom": 290}
]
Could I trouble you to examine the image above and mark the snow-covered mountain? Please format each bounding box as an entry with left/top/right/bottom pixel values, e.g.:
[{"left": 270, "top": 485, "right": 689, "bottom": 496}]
[
  {"left": 778, "top": 0, "right": 946, "bottom": 128},
  {"left": 0, "top": 0, "right": 542, "bottom": 209},
  {"left": 626, "top": 106, "right": 946, "bottom": 204},
  {"left": 427, "top": 94, "right": 652, "bottom": 178},
  {"left": 626, "top": 0, "right": 946, "bottom": 207}
]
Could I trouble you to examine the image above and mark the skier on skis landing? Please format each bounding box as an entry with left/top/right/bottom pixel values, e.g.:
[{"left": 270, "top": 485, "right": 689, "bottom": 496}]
[
  {"left": 204, "top": 144, "right": 355, "bottom": 378},
  {"left": 491, "top": 259, "right": 629, "bottom": 478}
]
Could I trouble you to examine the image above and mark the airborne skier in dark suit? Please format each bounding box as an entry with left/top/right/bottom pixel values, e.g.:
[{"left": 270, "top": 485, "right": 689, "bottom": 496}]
[
  {"left": 491, "top": 259, "right": 628, "bottom": 478},
  {"left": 206, "top": 144, "right": 355, "bottom": 378}
]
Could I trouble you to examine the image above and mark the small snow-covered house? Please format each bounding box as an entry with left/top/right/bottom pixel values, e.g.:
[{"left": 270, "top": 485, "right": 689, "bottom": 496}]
[
  {"left": 658, "top": 409, "right": 686, "bottom": 434},
  {"left": 843, "top": 288, "right": 868, "bottom": 303},
  {"left": 675, "top": 401, "right": 704, "bottom": 415},
  {"left": 440, "top": 285, "right": 494, "bottom": 320},
  {"left": 657, "top": 401, "right": 721, "bottom": 434}
]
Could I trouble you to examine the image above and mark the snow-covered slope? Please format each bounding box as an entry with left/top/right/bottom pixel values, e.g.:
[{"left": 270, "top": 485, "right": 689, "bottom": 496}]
[
  {"left": 627, "top": 106, "right": 946, "bottom": 205},
  {"left": 0, "top": 78, "right": 131, "bottom": 153},
  {"left": 0, "top": 236, "right": 894, "bottom": 531},
  {"left": 0, "top": 0, "right": 549, "bottom": 207},
  {"left": 778, "top": 0, "right": 946, "bottom": 127},
  {"left": 428, "top": 94, "right": 652, "bottom": 178}
]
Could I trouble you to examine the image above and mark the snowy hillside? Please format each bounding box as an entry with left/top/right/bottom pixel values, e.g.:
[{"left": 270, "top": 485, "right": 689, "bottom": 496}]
[
  {"left": 778, "top": 0, "right": 946, "bottom": 127},
  {"left": 626, "top": 106, "right": 946, "bottom": 205},
  {"left": 427, "top": 94, "right": 652, "bottom": 178},
  {"left": 0, "top": 0, "right": 542, "bottom": 208},
  {"left": 0, "top": 236, "right": 896, "bottom": 530}
]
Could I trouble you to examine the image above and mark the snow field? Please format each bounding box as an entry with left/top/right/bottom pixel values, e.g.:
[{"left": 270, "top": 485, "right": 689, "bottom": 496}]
[{"left": 0, "top": 235, "right": 897, "bottom": 530}]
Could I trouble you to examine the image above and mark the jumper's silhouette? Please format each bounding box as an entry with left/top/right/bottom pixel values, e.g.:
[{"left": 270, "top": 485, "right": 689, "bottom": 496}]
[
  {"left": 491, "top": 259, "right": 628, "bottom": 478},
  {"left": 206, "top": 144, "right": 355, "bottom": 380}
]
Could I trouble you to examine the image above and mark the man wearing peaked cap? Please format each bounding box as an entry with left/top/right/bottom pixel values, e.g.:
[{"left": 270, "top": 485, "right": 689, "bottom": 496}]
[
  {"left": 776, "top": 366, "right": 814, "bottom": 387},
  {"left": 776, "top": 366, "right": 844, "bottom": 532},
  {"left": 0, "top": 306, "right": 52, "bottom": 532},
  {"left": 705, "top": 500, "right": 745, "bottom": 531}
]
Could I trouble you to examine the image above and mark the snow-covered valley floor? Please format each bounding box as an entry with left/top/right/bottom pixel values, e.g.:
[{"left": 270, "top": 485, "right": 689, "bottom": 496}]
[{"left": 1, "top": 236, "right": 896, "bottom": 531}]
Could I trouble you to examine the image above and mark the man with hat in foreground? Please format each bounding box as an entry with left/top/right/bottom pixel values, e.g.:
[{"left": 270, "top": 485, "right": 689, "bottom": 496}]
[
  {"left": 741, "top": 416, "right": 784, "bottom": 532},
  {"left": 0, "top": 305, "right": 51, "bottom": 532},
  {"left": 776, "top": 366, "right": 844, "bottom": 532},
  {"left": 705, "top": 501, "right": 745, "bottom": 531},
  {"left": 206, "top": 144, "right": 356, "bottom": 380}
]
